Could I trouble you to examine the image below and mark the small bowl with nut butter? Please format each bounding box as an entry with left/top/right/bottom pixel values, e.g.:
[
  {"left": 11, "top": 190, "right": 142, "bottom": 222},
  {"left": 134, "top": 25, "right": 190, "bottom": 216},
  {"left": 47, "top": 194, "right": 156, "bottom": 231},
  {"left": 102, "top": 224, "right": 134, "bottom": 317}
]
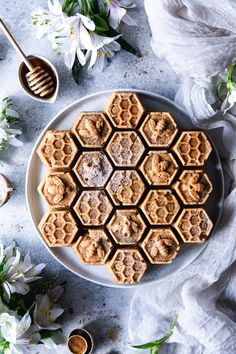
[{"left": 68, "top": 328, "right": 93, "bottom": 354}]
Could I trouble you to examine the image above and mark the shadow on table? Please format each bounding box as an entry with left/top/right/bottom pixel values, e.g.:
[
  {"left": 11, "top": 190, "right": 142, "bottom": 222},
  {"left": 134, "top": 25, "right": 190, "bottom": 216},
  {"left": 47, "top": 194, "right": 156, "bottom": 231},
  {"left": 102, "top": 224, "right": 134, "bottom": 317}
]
[{"left": 84, "top": 318, "right": 123, "bottom": 354}]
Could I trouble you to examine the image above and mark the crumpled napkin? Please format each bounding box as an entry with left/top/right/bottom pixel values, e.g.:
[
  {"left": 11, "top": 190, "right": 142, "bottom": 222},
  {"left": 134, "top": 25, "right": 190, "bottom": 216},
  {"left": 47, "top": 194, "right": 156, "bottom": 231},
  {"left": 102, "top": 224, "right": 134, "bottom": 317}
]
[
  {"left": 144, "top": 0, "right": 236, "bottom": 158},
  {"left": 128, "top": 1, "right": 236, "bottom": 353}
]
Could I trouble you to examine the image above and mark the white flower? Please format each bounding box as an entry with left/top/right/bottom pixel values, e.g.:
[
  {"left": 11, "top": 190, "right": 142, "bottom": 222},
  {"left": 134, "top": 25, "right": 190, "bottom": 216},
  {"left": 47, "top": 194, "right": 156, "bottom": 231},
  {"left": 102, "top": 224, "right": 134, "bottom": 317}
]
[
  {"left": 0, "top": 243, "right": 46, "bottom": 300},
  {"left": 106, "top": 0, "right": 136, "bottom": 29},
  {"left": 86, "top": 32, "right": 121, "bottom": 70},
  {"left": 0, "top": 312, "right": 40, "bottom": 354},
  {"left": 221, "top": 90, "right": 236, "bottom": 114},
  {"left": 63, "top": 14, "right": 95, "bottom": 68},
  {"left": 0, "top": 97, "right": 22, "bottom": 150},
  {"left": 33, "top": 285, "right": 64, "bottom": 330},
  {"left": 31, "top": 0, "right": 67, "bottom": 39}
]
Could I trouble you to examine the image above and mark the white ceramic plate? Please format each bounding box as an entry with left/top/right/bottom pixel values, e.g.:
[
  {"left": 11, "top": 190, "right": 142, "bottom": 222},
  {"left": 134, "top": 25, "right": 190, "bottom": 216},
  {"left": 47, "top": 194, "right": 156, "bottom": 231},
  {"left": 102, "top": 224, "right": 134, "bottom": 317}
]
[{"left": 26, "top": 89, "right": 224, "bottom": 288}]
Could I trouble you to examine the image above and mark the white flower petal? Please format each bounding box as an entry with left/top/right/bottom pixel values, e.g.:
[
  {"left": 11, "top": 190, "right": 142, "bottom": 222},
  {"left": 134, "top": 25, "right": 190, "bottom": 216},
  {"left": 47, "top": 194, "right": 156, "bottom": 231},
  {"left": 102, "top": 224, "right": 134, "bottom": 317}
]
[
  {"left": 48, "top": 0, "right": 62, "bottom": 16},
  {"left": 122, "top": 13, "right": 137, "bottom": 26},
  {"left": 89, "top": 50, "right": 98, "bottom": 68},
  {"left": 78, "top": 14, "right": 95, "bottom": 31},
  {"left": 8, "top": 137, "right": 23, "bottom": 147},
  {"left": 49, "top": 307, "right": 64, "bottom": 321},
  {"left": 108, "top": 3, "right": 126, "bottom": 29},
  {"left": 7, "top": 281, "right": 29, "bottom": 295},
  {"left": 76, "top": 47, "right": 86, "bottom": 66},
  {"left": 26, "top": 263, "right": 46, "bottom": 278},
  {"left": 18, "top": 313, "right": 32, "bottom": 334},
  {"left": 221, "top": 94, "right": 234, "bottom": 114},
  {"left": 6, "top": 109, "right": 19, "bottom": 118},
  {"left": 48, "top": 285, "right": 64, "bottom": 302},
  {"left": 79, "top": 25, "right": 93, "bottom": 50}
]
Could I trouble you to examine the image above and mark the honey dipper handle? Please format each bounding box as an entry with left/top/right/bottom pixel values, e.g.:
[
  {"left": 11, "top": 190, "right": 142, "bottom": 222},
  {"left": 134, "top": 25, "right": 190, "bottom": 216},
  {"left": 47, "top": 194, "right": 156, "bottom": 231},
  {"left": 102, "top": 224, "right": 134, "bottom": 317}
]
[{"left": 0, "top": 19, "right": 34, "bottom": 71}]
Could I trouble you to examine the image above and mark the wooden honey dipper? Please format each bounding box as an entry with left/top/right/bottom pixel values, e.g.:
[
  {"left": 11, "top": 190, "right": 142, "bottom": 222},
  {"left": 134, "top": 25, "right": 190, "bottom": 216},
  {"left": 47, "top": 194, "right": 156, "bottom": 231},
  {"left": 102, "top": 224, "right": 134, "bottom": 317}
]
[{"left": 0, "top": 19, "right": 55, "bottom": 98}]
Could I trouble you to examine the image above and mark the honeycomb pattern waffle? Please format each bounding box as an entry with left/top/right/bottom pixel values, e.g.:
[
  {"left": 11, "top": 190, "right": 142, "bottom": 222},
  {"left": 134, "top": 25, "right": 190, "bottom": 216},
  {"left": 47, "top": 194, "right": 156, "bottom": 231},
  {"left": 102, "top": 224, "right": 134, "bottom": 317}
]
[
  {"left": 141, "top": 190, "right": 180, "bottom": 225},
  {"left": 73, "top": 151, "right": 113, "bottom": 187},
  {"left": 74, "top": 229, "right": 113, "bottom": 265},
  {"left": 38, "top": 210, "right": 78, "bottom": 247},
  {"left": 37, "top": 92, "right": 215, "bottom": 285},
  {"left": 74, "top": 190, "right": 112, "bottom": 226},
  {"left": 108, "top": 248, "right": 147, "bottom": 284},
  {"left": 140, "top": 112, "right": 178, "bottom": 147},
  {"left": 72, "top": 112, "right": 112, "bottom": 147},
  {"left": 105, "top": 92, "right": 145, "bottom": 128},
  {"left": 38, "top": 171, "right": 77, "bottom": 208},
  {"left": 141, "top": 228, "right": 180, "bottom": 264},
  {"left": 37, "top": 130, "right": 77, "bottom": 169},
  {"left": 140, "top": 151, "right": 179, "bottom": 185},
  {"left": 174, "top": 208, "right": 213, "bottom": 243},
  {"left": 173, "top": 131, "right": 212, "bottom": 166},
  {"left": 106, "top": 170, "right": 145, "bottom": 206},
  {"left": 173, "top": 170, "right": 212, "bottom": 205},
  {"left": 107, "top": 209, "right": 145, "bottom": 245},
  {"left": 106, "top": 131, "right": 145, "bottom": 167}
]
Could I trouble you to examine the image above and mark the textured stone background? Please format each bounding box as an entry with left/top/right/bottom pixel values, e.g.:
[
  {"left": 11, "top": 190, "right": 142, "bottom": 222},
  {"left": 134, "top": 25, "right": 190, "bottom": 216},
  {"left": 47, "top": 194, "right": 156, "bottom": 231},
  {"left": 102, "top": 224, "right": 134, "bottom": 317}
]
[{"left": 0, "top": 1, "right": 180, "bottom": 352}]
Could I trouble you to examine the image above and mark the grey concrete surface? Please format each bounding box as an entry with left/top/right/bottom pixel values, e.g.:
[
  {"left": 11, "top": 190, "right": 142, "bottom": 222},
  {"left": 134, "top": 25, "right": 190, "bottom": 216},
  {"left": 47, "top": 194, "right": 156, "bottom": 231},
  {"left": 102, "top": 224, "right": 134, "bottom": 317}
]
[{"left": 0, "top": 0, "right": 180, "bottom": 352}]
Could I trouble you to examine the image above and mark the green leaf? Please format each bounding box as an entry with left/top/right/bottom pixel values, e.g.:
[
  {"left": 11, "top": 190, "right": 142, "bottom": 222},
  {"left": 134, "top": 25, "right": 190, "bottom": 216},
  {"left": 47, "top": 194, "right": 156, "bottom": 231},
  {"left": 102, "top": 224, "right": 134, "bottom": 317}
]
[
  {"left": 226, "top": 62, "right": 236, "bottom": 84},
  {"left": 132, "top": 342, "right": 158, "bottom": 349},
  {"left": 131, "top": 313, "right": 178, "bottom": 351},
  {"left": 117, "top": 37, "right": 141, "bottom": 57},
  {"left": 72, "top": 55, "right": 82, "bottom": 85},
  {"left": 216, "top": 81, "right": 227, "bottom": 101},
  {"left": 93, "top": 14, "right": 109, "bottom": 32},
  {"left": 150, "top": 346, "right": 160, "bottom": 354},
  {"left": 40, "top": 329, "right": 60, "bottom": 340}
]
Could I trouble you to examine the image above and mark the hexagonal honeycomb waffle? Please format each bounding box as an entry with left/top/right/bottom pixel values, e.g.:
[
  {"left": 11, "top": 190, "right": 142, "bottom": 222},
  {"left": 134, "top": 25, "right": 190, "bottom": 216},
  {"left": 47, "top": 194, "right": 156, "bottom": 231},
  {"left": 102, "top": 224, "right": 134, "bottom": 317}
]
[
  {"left": 74, "top": 229, "right": 113, "bottom": 265},
  {"left": 173, "top": 170, "right": 212, "bottom": 205},
  {"left": 106, "top": 131, "right": 145, "bottom": 167},
  {"left": 108, "top": 209, "right": 145, "bottom": 245},
  {"left": 105, "top": 92, "right": 145, "bottom": 128},
  {"left": 140, "top": 151, "right": 179, "bottom": 185},
  {"left": 174, "top": 208, "right": 213, "bottom": 243},
  {"left": 141, "top": 190, "right": 180, "bottom": 225},
  {"left": 38, "top": 210, "right": 78, "bottom": 247},
  {"left": 141, "top": 228, "right": 180, "bottom": 264},
  {"left": 73, "top": 151, "right": 112, "bottom": 187},
  {"left": 108, "top": 248, "right": 147, "bottom": 284},
  {"left": 140, "top": 112, "right": 178, "bottom": 147},
  {"left": 37, "top": 130, "right": 78, "bottom": 169},
  {"left": 37, "top": 92, "right": 214, "bottom": 285},
  {"left": 173, "top": 131, "right": 212, "bottom": 166},
  {"left": 38, "top": 171, "right": 77, "bottom": 208},
  {"left": 72, "top": 112, "right": 112, "bottom": 147},
  {"left": 106, "top": 170, "right": 145, "bottom": 206},
  {"left": 74, "top": 190, "right": 112, "bottom": 226}
]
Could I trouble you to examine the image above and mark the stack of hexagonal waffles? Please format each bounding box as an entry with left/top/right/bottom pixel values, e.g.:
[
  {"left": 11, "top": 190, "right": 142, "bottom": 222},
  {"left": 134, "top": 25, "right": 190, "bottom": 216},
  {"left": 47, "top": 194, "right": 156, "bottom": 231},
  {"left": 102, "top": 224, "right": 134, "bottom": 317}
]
[{"left": 37, "top": 92, "right": 213, "bottom": 285}]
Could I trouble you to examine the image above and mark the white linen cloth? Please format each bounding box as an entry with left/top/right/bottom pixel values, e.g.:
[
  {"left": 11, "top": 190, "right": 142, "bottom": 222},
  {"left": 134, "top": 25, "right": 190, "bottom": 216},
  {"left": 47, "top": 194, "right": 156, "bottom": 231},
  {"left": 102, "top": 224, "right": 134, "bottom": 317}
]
[{"left": 128, "top": 1, "right": 236, "bottom": 353}]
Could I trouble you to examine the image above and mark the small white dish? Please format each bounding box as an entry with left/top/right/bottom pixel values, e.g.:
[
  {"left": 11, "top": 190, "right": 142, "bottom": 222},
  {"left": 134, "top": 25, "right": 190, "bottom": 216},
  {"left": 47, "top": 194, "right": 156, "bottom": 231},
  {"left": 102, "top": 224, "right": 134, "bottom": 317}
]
[{"left": 18, "top": 54, "right": 59, "bottom": 103}]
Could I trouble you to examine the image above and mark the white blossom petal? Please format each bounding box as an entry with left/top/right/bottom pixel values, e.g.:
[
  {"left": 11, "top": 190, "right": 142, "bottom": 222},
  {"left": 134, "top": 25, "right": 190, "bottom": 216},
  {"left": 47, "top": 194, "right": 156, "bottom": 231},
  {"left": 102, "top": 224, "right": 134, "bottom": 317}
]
[
  {"left": 78, "top": 14, "right": 95, "bottom": 31},
  {"left": 122, "top": 13, "right": 137, "bottom": 26}
]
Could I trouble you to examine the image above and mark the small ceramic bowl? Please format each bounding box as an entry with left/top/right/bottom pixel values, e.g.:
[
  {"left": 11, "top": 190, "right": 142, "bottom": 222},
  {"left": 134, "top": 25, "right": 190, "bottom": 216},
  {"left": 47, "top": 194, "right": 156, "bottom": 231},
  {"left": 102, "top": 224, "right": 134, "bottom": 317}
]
[
  {"left": 18, "top": 54, "right": 59, "bottom": 103},
  {"left": 68, "top": 328, "right": 94, "bottom": 354}
]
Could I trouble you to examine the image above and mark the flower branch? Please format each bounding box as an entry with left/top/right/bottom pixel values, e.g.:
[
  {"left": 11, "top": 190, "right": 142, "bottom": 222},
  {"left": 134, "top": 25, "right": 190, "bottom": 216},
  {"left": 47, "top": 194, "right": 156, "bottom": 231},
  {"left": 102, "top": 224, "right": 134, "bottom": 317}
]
[{"left": 32, "top": 0, "right": 139, "bottom": 83}]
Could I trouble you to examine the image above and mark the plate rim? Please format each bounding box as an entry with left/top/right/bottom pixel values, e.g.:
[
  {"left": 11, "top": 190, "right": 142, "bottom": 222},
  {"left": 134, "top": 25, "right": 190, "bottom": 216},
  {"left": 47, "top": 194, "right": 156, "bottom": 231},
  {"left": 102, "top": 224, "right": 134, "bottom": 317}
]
[{"left": 25, "top": 89, "right": 224, "bottom": 289}]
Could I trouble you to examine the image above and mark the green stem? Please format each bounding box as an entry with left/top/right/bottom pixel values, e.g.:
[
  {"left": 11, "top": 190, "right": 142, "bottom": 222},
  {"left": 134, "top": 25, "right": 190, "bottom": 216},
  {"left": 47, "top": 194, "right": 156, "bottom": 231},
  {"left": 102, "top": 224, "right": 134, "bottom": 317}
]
[
  {"left": 101, "top": 0, "right": 106, "bottom": 14},
  {"left": 85, "top": 0, "right": 92, "bottom": 13},
  {"left": 62, "top": 0, "right": 70, "bottom": 12},
  {"left": 67, "top": 0, "right": 76, "bottom": 15},
  {"left": 78, "top": 0, "right": 83, "bottom": 13}
]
